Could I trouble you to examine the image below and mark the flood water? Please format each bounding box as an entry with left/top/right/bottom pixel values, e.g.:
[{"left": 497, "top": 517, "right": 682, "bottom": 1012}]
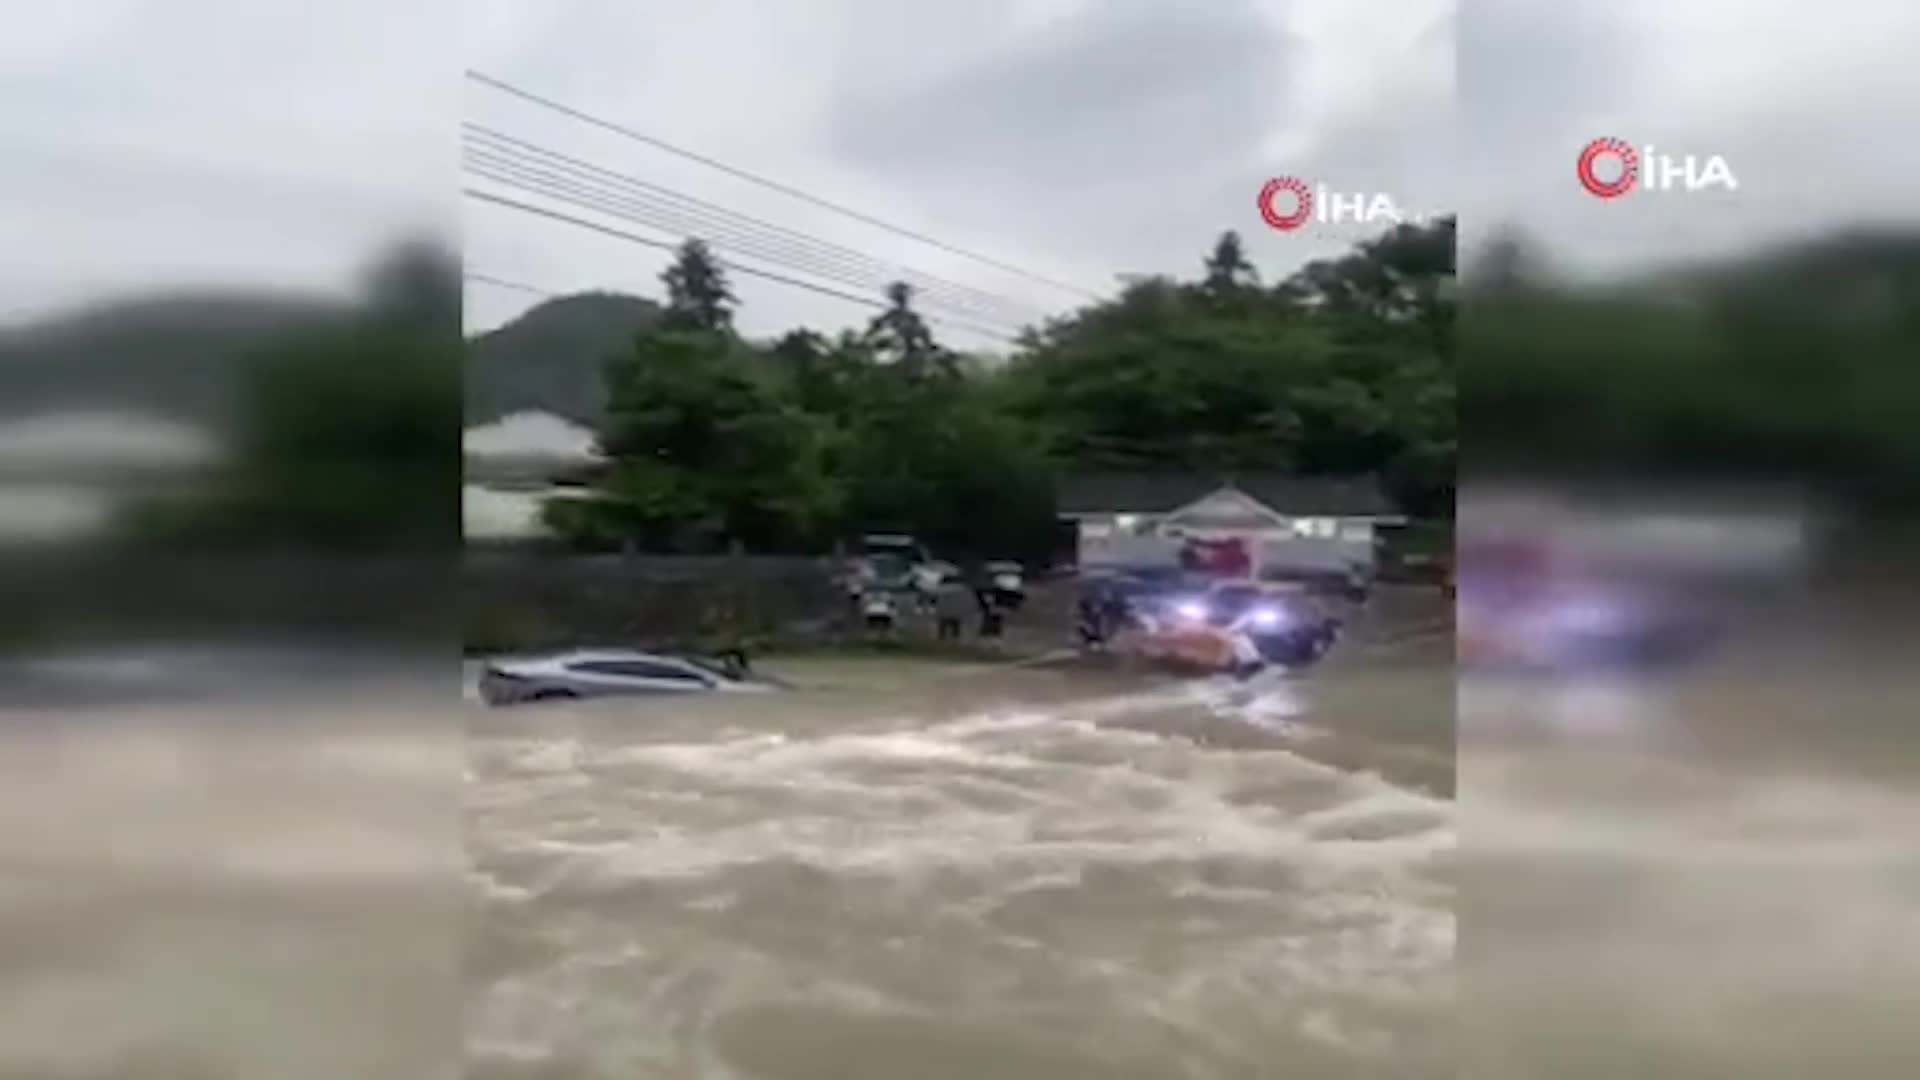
[
  {"left": 8, "top": 624, "right": 1913, "bottom": 1078},
  {"left": 1460, "top": 648, "right": 1920, "bottom": 1080},
  {"left": 466, "top": 655, "right": 1456, "bottom": 1080}
]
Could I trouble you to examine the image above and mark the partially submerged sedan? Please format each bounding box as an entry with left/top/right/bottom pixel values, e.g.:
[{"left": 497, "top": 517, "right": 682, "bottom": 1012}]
[{"left": 477, "top": 648, "right": 778, "bottom": 706}]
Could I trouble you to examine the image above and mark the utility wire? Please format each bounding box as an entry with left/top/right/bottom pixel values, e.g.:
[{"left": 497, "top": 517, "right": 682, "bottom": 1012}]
[
  {"left": 465, "top": 69, "right": 1104, "bottom": 302},
  {"left": 462, "top": 187, "right": 1022, "bottom": 345},
  {"left": 463, "top": 146, "right": 1031, "bottom": 332},
  {"left": 463, "top": 125, "right": 1046, "bottom": 325},
  {"left": 463, "top": 165, "right": 1028, "bottom": 339},
  {"left": 463, "top": 271, "right": 551, "bottom": 297},
  {"left": 462, "top": 143, "right": 1027, "bottom": 324}
]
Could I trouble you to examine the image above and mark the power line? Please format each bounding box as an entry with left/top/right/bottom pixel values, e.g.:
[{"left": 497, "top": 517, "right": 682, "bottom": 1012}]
[
  {"left": 463, "top": 125, "right": 1047, "bottom": 325},
  {"left": 462, "top": 187, "right": 1022, "bottom": 345},
  {"left": 463, "top": 162, "right": 1029, "bottom": 338},
  {"left": 464, "top": 124, "right": 1043, "bottom": 320},
  {"left": 463, "top": 147, "right": 1030, "bottom": 334},
  {"left": 463, "top": 271, "right": 551, "bottom": 297},
  {"left": 465, "top": 69, "right": 1104, "bottom": 303},
  {"left": 462, "top": 142, "right": 1030, "bottom": 326},
  {"left": 466, "top": 167, "right": 1027, "bottom": 339}
]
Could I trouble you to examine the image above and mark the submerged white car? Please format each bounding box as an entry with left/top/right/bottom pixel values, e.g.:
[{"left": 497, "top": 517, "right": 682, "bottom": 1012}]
[{"left": 477, "top": 649, "right": 778, "bottom": 705}]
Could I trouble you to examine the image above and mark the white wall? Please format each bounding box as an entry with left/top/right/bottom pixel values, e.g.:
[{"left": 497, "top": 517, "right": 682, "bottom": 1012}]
[
  {"left": 1259, "top": 536, "right": 1368, "bottom": 574},
  {"left": 1075, "top": 518, "right": 1376, "bottom": 574},
  {"left": 1077, "top": 531, "right": 1182, "bottom": 569},
  {"left": 464, "top": 484, "right": 551, "bottom": 540}
]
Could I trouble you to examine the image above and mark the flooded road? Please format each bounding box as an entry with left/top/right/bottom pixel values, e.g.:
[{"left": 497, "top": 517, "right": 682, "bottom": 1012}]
[
  {"left": 467, "top": 651, "right": 1455, "bottom": 1079},
  {"left": 1460, "top": 635, "right": 1920, "bottom": 1080},
  {"left": 7, "top": 596, "right": 1915, "bottom": 1077}
]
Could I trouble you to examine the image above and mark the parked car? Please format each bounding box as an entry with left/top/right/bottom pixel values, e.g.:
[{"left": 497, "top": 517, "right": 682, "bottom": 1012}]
[
  {"left": 913, "top": 559, "right": 960, "bottom": 598},
  {"left": 478, "top": 649, "right": 777, "bottom": 706}
]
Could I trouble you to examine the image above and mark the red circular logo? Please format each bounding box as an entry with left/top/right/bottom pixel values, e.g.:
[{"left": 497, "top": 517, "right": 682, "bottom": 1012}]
[
  {"left": 1258, "top": 176, "right": 1313, "bottom": 230},
  {"left": 1576, "top": 138, "right": 1638, "bottom": 199}
]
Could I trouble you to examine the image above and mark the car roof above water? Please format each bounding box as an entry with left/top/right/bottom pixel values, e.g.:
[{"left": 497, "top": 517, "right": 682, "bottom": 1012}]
[{"left": 498, "top": 648, "right": 683, "bottom": 667}]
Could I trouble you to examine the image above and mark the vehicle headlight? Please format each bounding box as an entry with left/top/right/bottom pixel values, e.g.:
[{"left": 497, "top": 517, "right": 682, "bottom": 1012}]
[
  {"left": 1248, "top": 606, "right": 1285, "bottom": 629},
  {"left": 1173, "top": 599, "right": 1208, "bottom": 622}
]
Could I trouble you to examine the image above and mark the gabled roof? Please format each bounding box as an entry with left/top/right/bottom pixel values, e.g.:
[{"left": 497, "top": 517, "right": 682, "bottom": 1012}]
[
  {"left": 1057, "top": 471, "right": 1396, "bottom": 517},
  {"left": 1161, "top": 487, "right": 1291, "bottom": 530}
]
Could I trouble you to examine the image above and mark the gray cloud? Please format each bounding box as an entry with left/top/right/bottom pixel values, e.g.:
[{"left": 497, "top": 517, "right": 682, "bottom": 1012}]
[
  {"left": 829, "top": 0, "right": 1289, "bottom": 193},
  {"left": 1457, "top": 0, "right": 1920, "bottom": 277},
  {"left": 820, "top": 0, "right": 1303, "bottom": 291},
  {"left": 3, "top": 1, "right": 451, "bottom": 321}
]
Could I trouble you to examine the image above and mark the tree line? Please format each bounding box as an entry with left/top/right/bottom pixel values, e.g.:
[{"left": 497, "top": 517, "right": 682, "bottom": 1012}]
[
  {"left": 1462, "top": 227, "right": 1920, "bottom": 514},
  {"left": 542, "top": 219, "right": 1459, "bottom": 561},
  {"left": 114, "top": 215, "right": 1916, "bottom": 559}
]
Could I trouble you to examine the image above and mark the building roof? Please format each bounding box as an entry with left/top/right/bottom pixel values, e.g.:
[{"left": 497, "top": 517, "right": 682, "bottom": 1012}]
[
  {"left": 463, "top": 410, "right": 603, "bottom": 466},
  {"left": 1057, "top": 471, "right": 1396, "bottom": 517}
]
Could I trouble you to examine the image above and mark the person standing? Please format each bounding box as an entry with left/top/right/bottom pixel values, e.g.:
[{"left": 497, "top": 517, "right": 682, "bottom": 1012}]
[
  {"left": 934, "top": 574, "right": 970, "bottom": 641},
  {"left": 974, "top": 577, "right": 1005, "bottom": 639},
  {"left": 1076, "top": 587, "right": 1108, "bottom": 651}
]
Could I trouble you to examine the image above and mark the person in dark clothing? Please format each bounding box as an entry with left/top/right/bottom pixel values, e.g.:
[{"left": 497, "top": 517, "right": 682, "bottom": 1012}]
[
  {"left": 1076, "top": 591, "right": 1108, "bottom": 650},
  {"left": 975, "top": 584, "right": 1005, "bottom": 639}
]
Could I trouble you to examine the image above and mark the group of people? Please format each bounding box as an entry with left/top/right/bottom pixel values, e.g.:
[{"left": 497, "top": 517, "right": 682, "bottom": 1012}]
[{"left": 853, "top": 572, "right": 1014, "bottom": 641}]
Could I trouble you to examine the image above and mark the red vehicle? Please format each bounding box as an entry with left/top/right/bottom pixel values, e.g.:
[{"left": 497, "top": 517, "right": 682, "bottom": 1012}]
[{"left": 1178, "top": 536, "right": 1254, "bottom": 578}]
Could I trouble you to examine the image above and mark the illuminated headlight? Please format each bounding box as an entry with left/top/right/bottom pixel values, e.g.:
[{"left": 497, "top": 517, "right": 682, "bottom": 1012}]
[
  {"left": 1248, "top": 606, "right": 1285, "bottom": 629},
  {"left": 1173, "top": 599, "right": 1208, "bottom": 622},
  {"left": 1550, "top": 597, "right": 1631, "bottom": 634}
]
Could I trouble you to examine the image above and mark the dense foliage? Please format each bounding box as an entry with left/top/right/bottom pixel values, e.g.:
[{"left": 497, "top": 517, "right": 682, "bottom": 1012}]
[
  {"left": 1461, "top": 228, "right": 1920, "bottom": 512},
  {"left": 545, "top": 219, "right": 1458, "bottom": 558},
  {"left": 118, "top": 240, "right": 462, "bottom": 551}
]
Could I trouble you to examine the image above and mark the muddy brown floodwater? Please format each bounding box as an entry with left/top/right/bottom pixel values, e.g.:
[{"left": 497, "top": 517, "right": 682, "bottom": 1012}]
[{"left": 466, "top": 649, "right": 1455, "bottom": 1079}]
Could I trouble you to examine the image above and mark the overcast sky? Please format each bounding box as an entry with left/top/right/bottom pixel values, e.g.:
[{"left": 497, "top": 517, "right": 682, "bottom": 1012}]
[
  {"left": 5, "top": 1, "right": 1915, "bottom": 339},
  {"left": 460, "top": 0, "right": 1452, "bottom": 347}
]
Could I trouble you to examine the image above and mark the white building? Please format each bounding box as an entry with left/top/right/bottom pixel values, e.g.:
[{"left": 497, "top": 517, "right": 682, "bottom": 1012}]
[
  {"left": 462, "top": 410, "right": 603, "bottom": 541},
  {"left": 1059, "top": 472, "right": 1404, "bottom": 578}
]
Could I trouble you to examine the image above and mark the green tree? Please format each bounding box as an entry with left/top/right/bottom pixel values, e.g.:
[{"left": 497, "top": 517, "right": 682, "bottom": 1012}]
[
  {"left": 1004, "top": 218, "right": 1456, "bottom": 514},
  {"left": 549, "top": 324, "right": 840, "bottom": 551},
  {"left": 1202, "top": 229, "right": 1259, "bottom": 297},
  {"left": 661, "top": 239, "right": 736, "bottom": 333},
  {"left": 1460, "top": 225, "right": 1920, "bottom": 512},
  {"left": 864, "top": 281, "right": 951, "bottom": 377},
  {"left": 120, "top": 240, "right": 460, "bottom": 550},
  {"left": 542, "top": 216, "right": 1463, "bottom": 556}
]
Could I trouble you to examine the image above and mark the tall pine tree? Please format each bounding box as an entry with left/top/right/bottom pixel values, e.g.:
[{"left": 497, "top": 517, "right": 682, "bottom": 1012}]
[
  {"left": 661, "top": 239, "right": 736, "bottom": 333},
  {"left": 864, "top": 281, "right": 951, "bottom": 376}
]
